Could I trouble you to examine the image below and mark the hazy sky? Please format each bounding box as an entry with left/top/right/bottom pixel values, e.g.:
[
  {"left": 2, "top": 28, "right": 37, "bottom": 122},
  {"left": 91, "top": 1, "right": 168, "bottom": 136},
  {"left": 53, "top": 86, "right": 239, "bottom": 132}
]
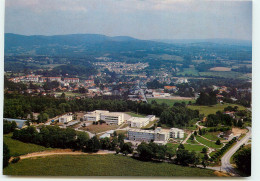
[{"left": 5, "top": 0, "right": 252, "bottom": 40}]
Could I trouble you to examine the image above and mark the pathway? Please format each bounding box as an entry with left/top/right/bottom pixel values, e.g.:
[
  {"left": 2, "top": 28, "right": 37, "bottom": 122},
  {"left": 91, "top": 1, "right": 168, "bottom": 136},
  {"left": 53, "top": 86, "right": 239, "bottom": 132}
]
[{"left": 10, "top": 149, "right": 115, "bottom": 161}]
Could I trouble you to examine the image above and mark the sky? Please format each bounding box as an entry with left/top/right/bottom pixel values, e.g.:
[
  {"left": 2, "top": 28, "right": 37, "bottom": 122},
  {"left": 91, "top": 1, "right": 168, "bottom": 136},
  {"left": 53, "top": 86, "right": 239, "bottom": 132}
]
[{"left": 4, "top": 0, "right": 252, "bottom": 40}]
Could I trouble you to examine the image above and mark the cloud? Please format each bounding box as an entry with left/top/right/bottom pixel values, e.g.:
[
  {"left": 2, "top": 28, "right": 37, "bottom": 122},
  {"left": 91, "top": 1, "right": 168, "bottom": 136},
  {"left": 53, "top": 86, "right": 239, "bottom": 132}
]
[{"left": 6, "top": 0, "right": 88, "bottom": 13}]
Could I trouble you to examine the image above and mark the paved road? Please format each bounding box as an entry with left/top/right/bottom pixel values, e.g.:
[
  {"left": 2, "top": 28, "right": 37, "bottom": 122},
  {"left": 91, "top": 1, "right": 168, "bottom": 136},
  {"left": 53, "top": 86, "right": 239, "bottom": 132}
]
[{"left": 220, "top": 127, "right": 251, "bottom": 176}]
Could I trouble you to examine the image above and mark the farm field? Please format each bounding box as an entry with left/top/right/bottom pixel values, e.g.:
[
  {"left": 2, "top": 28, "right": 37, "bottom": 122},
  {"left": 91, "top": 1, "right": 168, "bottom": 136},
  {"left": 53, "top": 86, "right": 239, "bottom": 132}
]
[
  {"left": 188, "top": 103, "right": 246, "bottom": 116},
  {"left": 196, "top": 136, "right": 223, "bottom": 149},
  {"left": 199, "top": 71, "right": 243, "bottom": 79},
  {"left": 3, "top": 133, "right": 53, "bottom": 157},
  {"left": 3, "top": 154, "right": 216, "bottom": 176},
  {"left": 148, "top": 98, "right": 195, "bottom": 107},
  {"left": 177, "top": 68, "right": 200, "bottom": 76}
]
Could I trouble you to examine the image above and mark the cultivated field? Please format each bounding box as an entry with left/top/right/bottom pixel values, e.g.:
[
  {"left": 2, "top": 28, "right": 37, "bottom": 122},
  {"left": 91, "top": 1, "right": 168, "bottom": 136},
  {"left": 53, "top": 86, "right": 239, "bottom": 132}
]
[
  {"left": 3, "top": 154, "right": 216, "bottom": 176},
  {"left": 199, "top": 71, "right": 243, "bottom": 79},
  {"left": 177, "top": 68, "right": 199, "bottom": 76},
  {"left": 209, "top": 67, "right": 231, "bottom": 71}
]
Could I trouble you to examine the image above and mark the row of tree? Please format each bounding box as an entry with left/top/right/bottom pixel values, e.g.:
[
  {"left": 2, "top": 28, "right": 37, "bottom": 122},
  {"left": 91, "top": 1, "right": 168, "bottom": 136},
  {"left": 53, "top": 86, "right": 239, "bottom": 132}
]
[
  {"left": 3, "top": 120, "right": 17, "bottom": 134},
  {"left": 159, "top": 105, "right": 200, "bottom": 127}
]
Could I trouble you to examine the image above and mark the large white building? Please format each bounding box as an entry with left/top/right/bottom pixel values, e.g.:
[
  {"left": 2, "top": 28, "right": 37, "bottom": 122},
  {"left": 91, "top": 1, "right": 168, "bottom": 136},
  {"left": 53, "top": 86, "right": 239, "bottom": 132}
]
[
  {"left": 127, "top": 115, "right": 156, "bottom": 128},
  {"left": 127, "top": 117, "right": 150, "bottom": 128},
  {"left": 59, "top": 114, "right": 73, "bottom": 123},
  {"left": 170, "top": 128, "right": 185, "bottom": 139},
  {"left": 128, "top": 127, "right": 184, "bottom": 144},
  {"left": 83, "top": 110, "right": 124, "bottom": 125},
  {"left": 128, "top": 127, "right": 170, "bottom": 143}
]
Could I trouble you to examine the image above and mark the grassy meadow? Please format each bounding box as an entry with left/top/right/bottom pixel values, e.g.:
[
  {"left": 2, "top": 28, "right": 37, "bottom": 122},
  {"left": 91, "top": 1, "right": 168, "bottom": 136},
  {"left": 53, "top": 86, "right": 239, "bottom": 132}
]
[
  {"left": 3, "top": 154, "right": 216, "bottom": 176},
  {"left": 196, "top": 136, "right": 223, "bottom": 149},
  {"left": 188, "top": 103, "right": 246, "bottom": 116},
  {"left": 4, "top": 133, "right": 53, "bottom": 157}
]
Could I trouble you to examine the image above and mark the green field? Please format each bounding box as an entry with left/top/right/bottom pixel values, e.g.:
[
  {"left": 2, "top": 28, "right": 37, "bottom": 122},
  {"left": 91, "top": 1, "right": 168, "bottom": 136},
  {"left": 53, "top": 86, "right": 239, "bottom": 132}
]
[
  {"left": 188, "top": 103, "right": 246, "bottom": 116},
  {"left": 148, "top": 98, "right": 195, "bottom": 107},
  {"left": 3, "top": 154, "right": 215, "bottom": 176},
  {"left": 4, "top": 133, "right": 53, "bottom": 157},
  {"left": 196, "top": 136, "right": 223, "bottom": 149},
  {"left": 177, "top": 68, "right": 200, "bottom": 76},
  {"left": 125, "top": 112, "right": 146, "bottom": 118},
  {"left": 166, "top": 143, "right": 179, "bottom": 151},
  {"left": 203, "top": 132, "right": 224, "bottom": 141},
  {"left": 199, "top": 71, "right": 243, "bottom": 79},
  {"left": 186, "top": 138, "right": 198, "bottom": 144},
  {"left": 183, "top": 144, "right": 206, "bottom": 152},
  {"left": 55, "top": 92, "right": 84, "bottom": 97}
]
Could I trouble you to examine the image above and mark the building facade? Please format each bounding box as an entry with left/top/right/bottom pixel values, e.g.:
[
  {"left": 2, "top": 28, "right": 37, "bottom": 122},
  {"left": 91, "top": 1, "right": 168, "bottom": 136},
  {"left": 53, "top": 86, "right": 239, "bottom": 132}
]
[
  {"left": 59, "top": 115, "right": 73, "bottom": 123},
  {"left": 83, "top": 110, "right": 124, "bottom": 125}
]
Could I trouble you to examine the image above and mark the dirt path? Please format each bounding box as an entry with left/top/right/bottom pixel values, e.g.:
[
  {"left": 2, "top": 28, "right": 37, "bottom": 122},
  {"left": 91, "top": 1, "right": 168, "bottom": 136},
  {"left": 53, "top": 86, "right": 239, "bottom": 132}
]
[{"left": 10, "top": 149, "right": 115, "bottom": 162}]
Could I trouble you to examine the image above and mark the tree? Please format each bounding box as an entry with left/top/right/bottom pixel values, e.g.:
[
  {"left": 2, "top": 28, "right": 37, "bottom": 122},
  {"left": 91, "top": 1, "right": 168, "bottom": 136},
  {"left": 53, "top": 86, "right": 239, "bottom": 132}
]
[
  {"left": 166, "top": 146, "right": 175, "bottom": 160},
  {"left": 3, "top": 142, "right": 10, "bottom": 168},
  {"left": 194, "top": 131, "right": 197, "bottom": 136},
  {"left": 4, "top": 120, "right": 17, "bottom": 134},
  {"left": 120, "top": 142, "right": 133, "bottom": 155},
  {"left": 215, "top": 139, "right": 221, "bottom": 145},
  {"left": 190, "top": 134, "right": 194, "bottom": 141},
  {"left": 60, "top": 92, "right": 66, "bottom": 99},
  {"left": 233, "top": 147, "right": 251, "bottom": 176},
  {"left": 175, "top": 149, "right": 194, "bottom": 166},
  {"left": 76, "top": 132, "right": 89, "bottom": 150},
  {"left": 137, "top": 142, "right": 153, "bottom": 160},
  {"left": 178, "top": 143, "right": 185, "bottom": 150},
  {"left": 202, "top": 147, "right": 208, "bottom": 153},
  {"left": 201, "top": 158, "right": 209, "bottom": 168},
  {"left": 118, "top": 133, "right": 125, "bottom": 149}
]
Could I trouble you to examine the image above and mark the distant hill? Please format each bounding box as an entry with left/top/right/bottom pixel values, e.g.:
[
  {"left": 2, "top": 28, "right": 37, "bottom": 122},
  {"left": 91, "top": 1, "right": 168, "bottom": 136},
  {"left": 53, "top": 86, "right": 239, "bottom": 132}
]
[
  {"left": 4, "top": 33, "right": 251, "bottom": 62},
  {"left": 4, "top": 33, "right": 172, "bottom": 56},
  {"left": 152, "top": 38, "right": 252, "bottom": 47}
]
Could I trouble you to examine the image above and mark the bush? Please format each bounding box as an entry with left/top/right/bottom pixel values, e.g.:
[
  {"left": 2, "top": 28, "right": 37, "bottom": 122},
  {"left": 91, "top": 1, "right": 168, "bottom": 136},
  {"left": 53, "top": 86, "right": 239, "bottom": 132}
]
[
  {"left": 3, "top": 142, "right": 10, "bottom": 168},
  {"left": 215, "top": 139, "right": 221, "bottom": 145},
  {"left": 11, "top": 156, "right": 20, "bottom": 163}
]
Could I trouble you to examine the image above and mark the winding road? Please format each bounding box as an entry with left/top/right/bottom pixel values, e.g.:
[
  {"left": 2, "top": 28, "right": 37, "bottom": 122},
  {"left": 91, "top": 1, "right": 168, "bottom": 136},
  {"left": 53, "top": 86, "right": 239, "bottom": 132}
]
[{"left": 220, "top": 127, "right": 251, "bottom": 176}]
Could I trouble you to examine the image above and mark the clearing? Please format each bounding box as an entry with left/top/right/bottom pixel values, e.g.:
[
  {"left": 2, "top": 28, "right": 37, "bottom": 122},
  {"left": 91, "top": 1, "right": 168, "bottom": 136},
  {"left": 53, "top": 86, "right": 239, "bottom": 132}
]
[{"left": 188, "top": 103, "right": 246, "bottom": 116}]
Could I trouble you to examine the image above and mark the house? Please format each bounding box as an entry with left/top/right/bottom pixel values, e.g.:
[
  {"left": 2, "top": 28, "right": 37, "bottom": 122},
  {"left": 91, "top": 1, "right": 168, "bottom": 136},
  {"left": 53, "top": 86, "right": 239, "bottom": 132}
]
[
  {"left": 59, "top": 114, "right": 73, "bottom": 123},
  {"left": 48, "top": 77, "right": 61, "bottom": 82},
  {"left": 64, "top": 78, "right": 80, "bottom": 83},
  {"left": 164, "top": 86, "right": 178, "bottom": 92}
]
